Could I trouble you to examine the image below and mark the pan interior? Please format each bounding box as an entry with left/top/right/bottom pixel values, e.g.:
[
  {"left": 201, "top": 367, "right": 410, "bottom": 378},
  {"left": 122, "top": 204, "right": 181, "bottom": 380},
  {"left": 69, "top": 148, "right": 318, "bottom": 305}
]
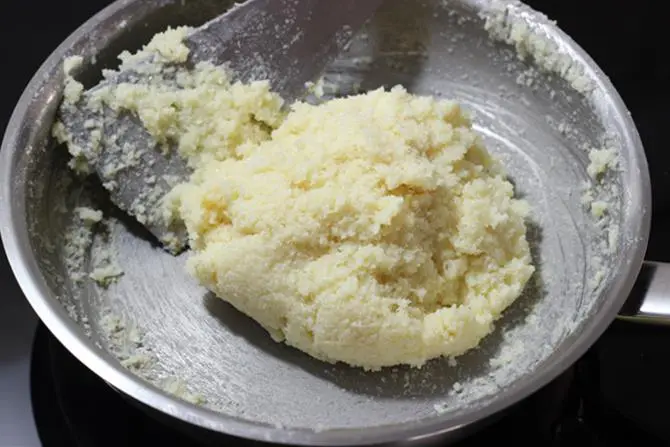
[{"left": 21, "top": 0, "right": 637, "bottom": 433}]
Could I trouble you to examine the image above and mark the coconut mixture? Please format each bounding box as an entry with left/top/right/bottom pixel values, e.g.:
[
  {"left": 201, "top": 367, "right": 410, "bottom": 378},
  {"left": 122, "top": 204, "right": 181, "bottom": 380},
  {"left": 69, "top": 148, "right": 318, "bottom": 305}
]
[
  {"left": 53, "top": 27, "right": 536, "bottom": 371},
  {"left": 168, "top": 87, "right": 535, "bottom": 370}
]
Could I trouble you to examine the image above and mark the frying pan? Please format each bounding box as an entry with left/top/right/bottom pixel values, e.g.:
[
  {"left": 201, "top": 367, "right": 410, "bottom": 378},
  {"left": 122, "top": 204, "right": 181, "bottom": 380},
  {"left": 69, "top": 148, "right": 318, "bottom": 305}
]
[{"left": 0, "top": 0, "right": 658, "bottom": 444}]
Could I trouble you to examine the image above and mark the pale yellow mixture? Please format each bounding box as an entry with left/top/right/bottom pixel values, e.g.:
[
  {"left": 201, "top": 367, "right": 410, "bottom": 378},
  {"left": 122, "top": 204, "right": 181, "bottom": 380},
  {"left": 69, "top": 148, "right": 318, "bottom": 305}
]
[{"left": 72, "top": 28, "right": 535, "bottom": 370}]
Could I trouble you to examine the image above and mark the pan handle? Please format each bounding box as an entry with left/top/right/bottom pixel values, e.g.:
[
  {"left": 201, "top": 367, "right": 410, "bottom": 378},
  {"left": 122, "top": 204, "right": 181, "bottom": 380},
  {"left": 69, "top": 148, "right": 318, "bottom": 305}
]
[{"left": 617, "top": 261, "right": 670, "bottom": 325}]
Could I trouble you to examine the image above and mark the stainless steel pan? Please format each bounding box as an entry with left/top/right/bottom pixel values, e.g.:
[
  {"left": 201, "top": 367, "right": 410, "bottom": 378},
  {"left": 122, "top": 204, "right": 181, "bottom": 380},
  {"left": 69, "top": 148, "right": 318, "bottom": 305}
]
[{"left": 0, "top": 0, "right": 659, "bottom": 445}]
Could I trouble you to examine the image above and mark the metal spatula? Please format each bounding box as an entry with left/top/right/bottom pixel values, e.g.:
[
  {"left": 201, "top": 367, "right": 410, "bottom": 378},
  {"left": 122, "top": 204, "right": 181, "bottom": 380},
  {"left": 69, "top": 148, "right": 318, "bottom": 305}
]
[{"left": 55, "top": 0, "right": 384, "bottom": 253}]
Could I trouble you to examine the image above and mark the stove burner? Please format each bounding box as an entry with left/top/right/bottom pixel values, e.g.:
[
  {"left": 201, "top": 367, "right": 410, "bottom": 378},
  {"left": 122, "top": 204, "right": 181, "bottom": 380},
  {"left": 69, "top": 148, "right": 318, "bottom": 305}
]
[{"left": 30, "top": 322, "right": 665, "bottom": 446}]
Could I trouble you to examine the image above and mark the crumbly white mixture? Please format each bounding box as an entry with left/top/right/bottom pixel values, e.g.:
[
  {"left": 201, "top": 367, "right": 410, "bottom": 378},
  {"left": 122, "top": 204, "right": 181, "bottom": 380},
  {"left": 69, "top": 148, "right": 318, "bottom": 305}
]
[
  {"left": 59, "top": 28, "right": 535, "bottom": 371},
  {"left": 97, "top": 62, "right": 284, "bottom": 165},
  {"left": 159, "top": 79, "right": 535, "bottom": 369},
  {"left": 53, "top": 27, "right": 286, "bottom": 252},
  {"left": 63, "top": 206, "right": 102, "bottom": 283},
  {"left": 482, "top": 1, "right": 594, "bottom": 95},
  {"left": 100, "top": 310, "right": 205, "bottom": 404},
  {"left": 89, "top": 263, "right": 124, "bottom": 287},
  {"left": 590, "top": 200, "right": 608, "bottom": 219},
  {"left": 63, "top": 203, "right": 125, "bottom": 288},
  {"left": 587, "top": 147, "right": 619, "bottom": 179},
  {"left": 162, "top": 378, "right": 207, "bottom": 405},
  {"left": 62, "top": 55, "right": 85, "bottom": 104},
  {"left": 53, "top": 55, "right": 89, "bottom": 175},
  {"left": 101, "top": 313, "right": 144, "bottom": 356},
  {"left": 86, "top": 27, "right": 284, "bottom": 167},
  {"left": 89, "top": 225, "right": 125, "bottom": 288},
  {"left": 75, "top": 206, "right": 103, "bottom": 224}
]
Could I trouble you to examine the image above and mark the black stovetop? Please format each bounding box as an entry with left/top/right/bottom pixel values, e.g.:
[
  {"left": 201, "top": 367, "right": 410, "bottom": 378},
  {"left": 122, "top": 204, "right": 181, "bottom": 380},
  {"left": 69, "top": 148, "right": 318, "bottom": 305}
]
[
  {"left": 3, "top": 0, "right": 670, "bottom": 445},
  {"left": 31, "top": 320, "right": 670, "bottom": 446}
]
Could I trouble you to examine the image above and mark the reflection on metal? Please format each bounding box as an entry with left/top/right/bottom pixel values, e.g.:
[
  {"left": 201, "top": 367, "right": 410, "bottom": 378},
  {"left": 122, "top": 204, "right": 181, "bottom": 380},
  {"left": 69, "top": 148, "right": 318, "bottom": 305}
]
[{"left": 618, "top": 261, "right": 670, "bottom": 325}]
